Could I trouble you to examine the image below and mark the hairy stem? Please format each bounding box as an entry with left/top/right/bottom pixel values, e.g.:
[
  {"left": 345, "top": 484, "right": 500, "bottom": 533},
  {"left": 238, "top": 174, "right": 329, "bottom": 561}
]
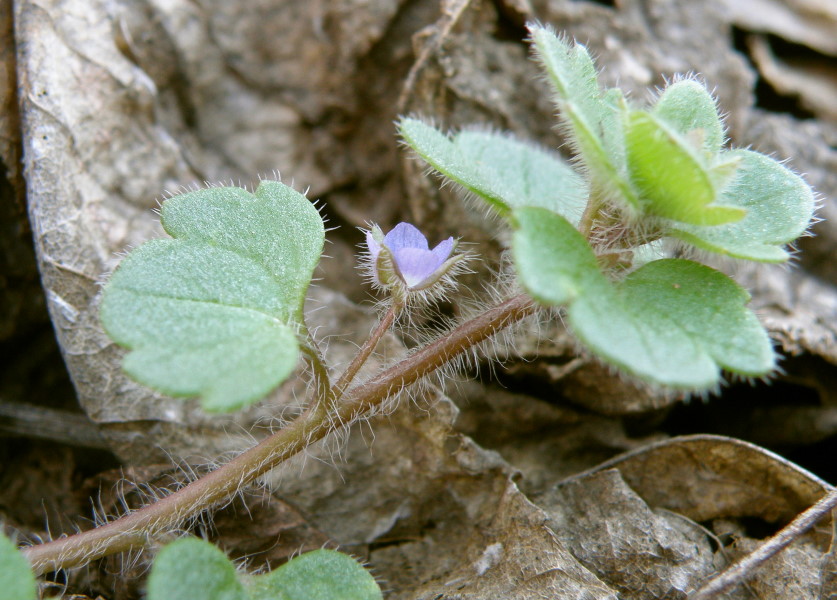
[
  {"left": 333, "top": 303, "right": 400, "bottom": 398},
  {"left": 23, "top": 294, "right": 536, "bottom": 574},
  {"left": 301, "top": 331, "right": 332, "bottom": 408}
]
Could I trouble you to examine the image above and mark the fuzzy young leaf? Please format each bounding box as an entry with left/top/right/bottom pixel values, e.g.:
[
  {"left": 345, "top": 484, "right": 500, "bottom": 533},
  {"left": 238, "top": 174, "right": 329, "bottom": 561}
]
[
  {"left": 528, "top": 24, "right": 638, "bottom": 210},
  {"left": 652, "top": 79, "right": 725, "bottom": 153},
  {"left": 670, "top": 150, "right": 816, "bottom": 261},
  {"left": 398, "top": 118, "right": 587, "bottom": 223},
  {"left": 0, "top": 532, "right": 36, "bottom": 600},
  {"left": 147, "top": 538, "right": 247, "bottom": 600},
  {"left": 513, "top": 208, "right": 774, "bottom": 388},
  {"left": 101, "top": 181, "right": 324, "bottom": 412},
  {"left": 625, "top": 111, "right": 745, "bottom": 226},
  {"left": 250, "top": 549, "right": 383, "bottom": 600}
]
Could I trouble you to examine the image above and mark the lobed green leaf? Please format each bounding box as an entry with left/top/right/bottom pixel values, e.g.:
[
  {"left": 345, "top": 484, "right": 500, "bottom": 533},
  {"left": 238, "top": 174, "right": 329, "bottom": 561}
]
[
  {"left": 0, "top": 532, "right": 36, "bottom": 600},
  {"left": 161, "top": 181, "right": 323, "bottom": 321},
  {"left": 101, "top": 181, "right": 324, "bottom": 412},
  {"left": 670, "top": 150, "right": 816, "bottom": 261},
  {"left": 147, "top": 538, "right": 382, "bottom": 600},
  {"left": 511, "top": 205, "right": 601, "bottom": 305},
  {"left": 250, "top": 549, "right": 383, "bottom": 600},
  {"left": 513, "top": 208, "right": 774, "bottom": 389},
  {"left": 147, "top": 538, "right": 247, "bottom": 600},
  {"left": 398, "top": 118, "right": 587, "bottom": 223}
]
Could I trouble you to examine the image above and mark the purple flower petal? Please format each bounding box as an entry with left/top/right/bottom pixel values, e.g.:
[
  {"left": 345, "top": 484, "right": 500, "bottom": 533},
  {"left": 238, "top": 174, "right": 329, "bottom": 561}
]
[
  {"left": 430, "top": 237, "right": 455, "bottom": 263},
  {"left": 392, "top": 247, "right": 445, "bottom": 288},
  {"left": 384, "top": 222, "right": 429, "bottom": 252}
]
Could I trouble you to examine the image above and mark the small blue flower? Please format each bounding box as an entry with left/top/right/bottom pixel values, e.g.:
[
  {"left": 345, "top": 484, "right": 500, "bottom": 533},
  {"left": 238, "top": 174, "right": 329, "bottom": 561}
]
[{"left": 364, "top": 222, "right": 466, "bottom": 300}]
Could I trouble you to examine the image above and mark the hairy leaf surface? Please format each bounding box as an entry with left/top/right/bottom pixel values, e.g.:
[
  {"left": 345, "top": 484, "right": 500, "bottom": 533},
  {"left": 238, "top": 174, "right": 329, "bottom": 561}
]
[
  {"left": 625, "top": 111, "right": 745, "bottom": 226},
  {"left": 528, "top": 24, "right": 637, "bottom": 210},
  {"left": 652, "top": 79, "right": 725, "bottom": 153},
  {"left": 670, "top": 150, "right": 816, "bottom": 261},
  {"left": 513, "top": 208, "right": 774, "bottom": 388},
  {"left": 101, "top": 181, "right": 324, "bottom": 412},
  {"left": 399, "top": 118, "right": 587, "bottom": 223},
  {"left": 252, "top": 549, "right": 383, "bottom": 600}
]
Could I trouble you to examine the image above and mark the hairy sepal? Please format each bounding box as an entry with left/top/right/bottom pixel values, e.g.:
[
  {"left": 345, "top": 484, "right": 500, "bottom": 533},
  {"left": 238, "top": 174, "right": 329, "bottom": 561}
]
[
  {"left": 100, "top": 180, "right": 324, "bottom": 412},
  {"left": 512, "top": 207, "right": 775, "bottom": 389}
]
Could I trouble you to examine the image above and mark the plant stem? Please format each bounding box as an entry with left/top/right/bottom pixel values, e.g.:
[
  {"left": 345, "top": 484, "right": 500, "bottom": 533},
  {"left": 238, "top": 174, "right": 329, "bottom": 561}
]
[
  {"left": 23, "top": 294, "right": 536, "bottom": 575},
  {"left": 332, "top": 303, "right": 400, "bottom": 398},
  {"left": 577, "top": 188, "right": 604, "bottom": 239},
  {"left": 688, "top": 487, "right": 837, "bottom": 600},
  {"left": 301, "top": 331, "right": 332, "bottom": 408}
]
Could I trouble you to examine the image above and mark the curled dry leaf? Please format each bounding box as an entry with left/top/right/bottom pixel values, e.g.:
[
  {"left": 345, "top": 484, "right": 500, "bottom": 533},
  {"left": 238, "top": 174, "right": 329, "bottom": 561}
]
[
  {"left": 563, "top": 434, "right": 833, "bottom": 529},
  {"left": 536, "top": 435, "right": 835, "bottom": 599}
]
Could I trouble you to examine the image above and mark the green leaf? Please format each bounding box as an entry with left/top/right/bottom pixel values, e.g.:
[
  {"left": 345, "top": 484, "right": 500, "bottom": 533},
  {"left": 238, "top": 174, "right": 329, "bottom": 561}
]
[
  {"left": 670, "top": 150, "right": 816, "bottom": 262},
  {"left": 147, "top": 538, "right": 247, "bottom": 600},
  {"left": 625, "top": 111, "right": 745, "bottom": 226},
  {"left": 248, "top": 549, "right": 383, "bottom": 600},
  {"left": 0, "top": 532, "right": 36, "bottom": 600},
  {"left": 513, "top": 208, "right": 774, "bottom": 389},
  {"left": 652, "top": 79, "right": 724, "bottom": 153},
  {"left": 101, "top": 181, "right": 324, "bottom": 412},
  {"left": 398, "top": 118, "right": 587, "bottom": 223},
  {"left": 147, "top": 539, "right": 382, "bottom": 600},
  {"left": 511, "top": 205, "right": 602, "bottom": 305},
  {"left": 570, "top": 259, "right": 775, "bottom": 386},
  {"left": 528, "top": 24, "right": 638, "bottom": 210}
]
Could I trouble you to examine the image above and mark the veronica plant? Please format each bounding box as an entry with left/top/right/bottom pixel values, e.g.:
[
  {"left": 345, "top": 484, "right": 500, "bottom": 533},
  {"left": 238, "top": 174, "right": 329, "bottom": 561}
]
[
  {"left": 17, "top": 23, "right": 815, "bottom": 590},
  {"left": 400, "top": 25, "right": 814, "bottom": 389}
]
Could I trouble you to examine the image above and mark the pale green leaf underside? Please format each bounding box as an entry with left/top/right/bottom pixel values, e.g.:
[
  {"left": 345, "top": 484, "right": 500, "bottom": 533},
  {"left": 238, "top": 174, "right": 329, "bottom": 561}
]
[
  {"left": 147, "top": 538, "right": 247, "bottom": 600},
  {"left": 250, "top": 549, "right": 383, "bottom": 600},
  {"left": 0, "top": 532, "right": 36, "bottom": 600},
  {"left": 528, "top": 24, "right": 638, "bottom": 210},
  {"left": 652, "top": 79, "right": 724, "bottom": 152},
  {"left": 398, "top": 118, "right": 587, "bottom": 223},
  {"left": 513, "top": 208, "right": 774, "bottom": 388},
  {"left": 148, "top": 539, "right": 382, "bottom": 600},
  {"left": 625, "top": 111, "right": 744, "bottom": 226},
  {"left": 671, "top": 150, "right": 816, "bottom": 261},
  {"left": 101, "top": 181, "right": 323, "bottom": 412}
]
